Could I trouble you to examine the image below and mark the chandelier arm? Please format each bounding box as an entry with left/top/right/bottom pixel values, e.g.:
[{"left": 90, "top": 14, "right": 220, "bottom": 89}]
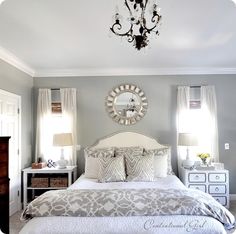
[
  {"left": 143, "top": 14, "right": 161, "bottom": 33},
  {"left": 110, "top": 23, "right": 134, "bottom": 38}
]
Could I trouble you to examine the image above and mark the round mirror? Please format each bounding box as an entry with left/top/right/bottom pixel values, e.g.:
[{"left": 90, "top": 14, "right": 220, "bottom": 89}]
[{"left": 105, "top": 84, "right": 148, "bottom": 125}]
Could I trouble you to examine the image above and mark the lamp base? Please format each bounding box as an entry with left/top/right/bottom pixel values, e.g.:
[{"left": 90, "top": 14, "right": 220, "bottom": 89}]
[
  {"left": 182, "top": 159, "right": 195, "bottom": 169},
  {"left": 56, "top": 153, "right": 68, "bottom": 169}
]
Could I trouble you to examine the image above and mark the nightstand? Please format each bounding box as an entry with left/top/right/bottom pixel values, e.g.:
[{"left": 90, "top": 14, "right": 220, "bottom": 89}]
[
  {"left": 179, "top": 167, "right": 229, "bottom": 208},
  {"left": 22, "top": 166, "right": 77, "bottom": 209}
]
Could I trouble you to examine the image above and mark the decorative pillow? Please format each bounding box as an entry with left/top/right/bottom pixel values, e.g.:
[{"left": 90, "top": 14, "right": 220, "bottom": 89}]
[
  {"left": 145, "top": 152, "right": 168, "bottom": 178},
  {"left": 125, "top": 154, "right": 154, "bottom": 182},
  {"left": 144, "top": 147, "right": 174, "bottom": 175},
  {"left": 84, "top": 147, "right": 115, "bottom": 179},
  {"left": 98, "top": 156, "right": 126, "bottom": 183},
  {"left": 115, "top": 146, "right": 143, "bottom": 158}
]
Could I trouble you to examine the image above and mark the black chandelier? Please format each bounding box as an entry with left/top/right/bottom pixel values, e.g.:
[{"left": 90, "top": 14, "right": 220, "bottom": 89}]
[{"left": 110, "top": 0, "right": 162, "bottom": 50}]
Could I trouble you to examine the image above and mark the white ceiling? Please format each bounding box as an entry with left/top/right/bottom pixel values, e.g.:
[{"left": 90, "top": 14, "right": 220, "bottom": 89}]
[{"left": 0, "top": 0, "right": 236, "bottom": 77}]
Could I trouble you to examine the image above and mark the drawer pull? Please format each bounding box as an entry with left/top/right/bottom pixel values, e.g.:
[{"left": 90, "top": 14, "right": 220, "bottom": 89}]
[
  {"left": 216, "top": 198, "right": 220, "bottom": 202},
  {"left": 215, "top": 175, "right": 220, "bottom": 180},
  {"left": 215, "top": 187, "right": 219, "bottom": 192},
  {"left": 195, "top": 175, "right": 199, "bottom": 179},
  {"left": 196, "top": 187, "right": 199, "bottom": 190}
]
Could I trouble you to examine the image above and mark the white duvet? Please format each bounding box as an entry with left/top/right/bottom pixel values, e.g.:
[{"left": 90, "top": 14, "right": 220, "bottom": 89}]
[{"left": 20, "top": 175, "right": 230, "bottom": 234}]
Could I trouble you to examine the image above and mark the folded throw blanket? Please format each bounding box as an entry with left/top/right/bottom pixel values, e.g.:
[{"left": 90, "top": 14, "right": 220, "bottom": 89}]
[{"left": 21, "top": 188, "right": 235, "bottom": 230}]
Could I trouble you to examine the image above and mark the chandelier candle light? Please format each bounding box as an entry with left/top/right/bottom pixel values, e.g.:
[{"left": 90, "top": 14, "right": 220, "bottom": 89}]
[{"left": 110, "top": 0, "right": 162, "bottom": 50}]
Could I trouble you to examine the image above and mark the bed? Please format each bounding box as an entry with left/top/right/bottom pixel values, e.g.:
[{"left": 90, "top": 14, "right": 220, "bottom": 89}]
[{"left": 20, "top": 132, "right": 235, "bottom": 234}]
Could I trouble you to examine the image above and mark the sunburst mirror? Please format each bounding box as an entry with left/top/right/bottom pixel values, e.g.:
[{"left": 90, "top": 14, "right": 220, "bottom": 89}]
[{"left": 105, "top": 84, "right": 148, "bottom": 125}]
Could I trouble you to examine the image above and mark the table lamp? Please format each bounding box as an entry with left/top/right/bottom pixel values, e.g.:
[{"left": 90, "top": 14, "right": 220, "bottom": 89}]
[
  {"left": 178, "top": 133, "right": 198, "bottom": 169},
  {"left": 53, "top": 133, "right": 73, "bottom": 169}
]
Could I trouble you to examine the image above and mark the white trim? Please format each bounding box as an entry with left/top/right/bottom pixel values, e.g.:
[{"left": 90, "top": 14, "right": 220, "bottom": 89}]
[
  {"left": 34, "top": 67, "right": 236, "bottom": 77},
  {"left": 0, "top": 46, "right": 35, "bottom": 77},
  {"left": 230, "top": 194, "right": 236, "bottom": 201},
  {"left": 1, "top": 45, "right": 236, "bottom": 77},
  {"left": 0, "top": 89, "right": 22, "bottom": 213}
]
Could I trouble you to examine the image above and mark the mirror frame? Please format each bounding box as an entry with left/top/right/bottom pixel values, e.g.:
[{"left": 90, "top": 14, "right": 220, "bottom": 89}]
[{"left": 105, "top": 84, "right": 148, "bottom": 125}]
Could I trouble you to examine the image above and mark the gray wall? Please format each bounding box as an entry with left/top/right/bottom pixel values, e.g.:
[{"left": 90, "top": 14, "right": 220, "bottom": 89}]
[
  {"left": 34, "top": 74, "right": 236, "bottom": 194},
  {"left": 0, "top": 59, "right": 33, "bottom": 169}
]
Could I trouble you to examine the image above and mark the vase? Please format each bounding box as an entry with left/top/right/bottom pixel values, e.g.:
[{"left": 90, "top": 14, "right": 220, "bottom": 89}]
[{"left": 201, "top": 158, "right": 208, "bottom": 166}]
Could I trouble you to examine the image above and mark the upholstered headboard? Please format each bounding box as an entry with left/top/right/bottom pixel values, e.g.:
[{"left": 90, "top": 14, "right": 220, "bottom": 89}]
[{"left": 90, "top": 132, "right": 167, "bottom": 150}]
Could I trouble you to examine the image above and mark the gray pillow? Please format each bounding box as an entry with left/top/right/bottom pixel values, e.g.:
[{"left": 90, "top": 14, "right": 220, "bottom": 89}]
[
  {"left": 98, "top": 156, "right": 126, "bottom": 183},
  {"left": 115, "top": 146, "right": 143, "bottom": 158},
  {"left": 125, "top": 154, "right": 154, "bottom": 182}
]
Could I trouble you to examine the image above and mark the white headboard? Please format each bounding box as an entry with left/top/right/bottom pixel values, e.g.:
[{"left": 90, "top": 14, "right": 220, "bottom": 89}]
[{"left": 91, "top": 132, "right": 167, "bottom": 150}]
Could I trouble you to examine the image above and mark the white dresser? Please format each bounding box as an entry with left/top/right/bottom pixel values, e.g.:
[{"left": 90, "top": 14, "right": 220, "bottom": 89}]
[{"left": 180, "top": 167, "right": 229, "bottom": 208}]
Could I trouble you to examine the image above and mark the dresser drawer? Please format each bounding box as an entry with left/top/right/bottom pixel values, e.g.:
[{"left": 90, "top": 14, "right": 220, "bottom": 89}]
[
  {"left": 188, "top": 184, "right": 206, "bottom": 192},
  {"left": 213, "top": 196, "right": 227, "bottom": 206},
  {"left": 188, "top": 173, "right": 206, "bottom": 183},
  {"left": 208, "top": 173, "right": 226, "bottom": 183},
  {"left": 0, "top": 180, "right": 9, "bottom": 195},
  {"left": 0, "top": 143, "right": 7, "bottom": 152},
  {"left": 0, "top": 163, "right": 8, "bottom": 178},
  {"left": 209, "top": 185, "right": 226, "bottom": 194}
]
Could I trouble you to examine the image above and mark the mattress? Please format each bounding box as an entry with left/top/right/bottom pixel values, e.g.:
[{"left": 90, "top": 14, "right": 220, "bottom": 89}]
[{"left": 20, "top": 175, "right": 228, "bottom": 234}]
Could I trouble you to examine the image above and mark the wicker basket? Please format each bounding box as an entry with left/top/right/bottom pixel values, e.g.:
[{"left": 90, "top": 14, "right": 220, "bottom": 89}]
[
  {"left": 31, "top": 177, "right": 49, "bottom": 188},
  {"left": 50, "top": 177, "right": 68, "bottom": 187}
]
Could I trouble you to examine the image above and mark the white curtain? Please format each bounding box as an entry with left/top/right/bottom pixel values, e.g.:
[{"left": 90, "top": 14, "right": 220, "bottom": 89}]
[
  {"left": 176, "top": 86, "right": 190, "bottom": 171},
  {"left": 60, "top": 88, "right": 77, "bottom": 166},
  {"left": 35, "top": 89, "right": 52, "bottom": 162},
  {"left": 201, "top": 86, "right": 219, "bottom": 162},
  {"left": 176, "top": 85, "right": 219, "bottom": 170}
]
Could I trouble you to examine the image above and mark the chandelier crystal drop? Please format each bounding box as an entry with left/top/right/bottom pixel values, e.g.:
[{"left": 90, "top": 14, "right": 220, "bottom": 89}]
[{"left": 110, "top": 0, "right": 162, "bottom": 50}]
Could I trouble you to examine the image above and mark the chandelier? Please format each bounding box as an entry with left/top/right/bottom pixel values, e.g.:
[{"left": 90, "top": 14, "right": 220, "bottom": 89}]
[{"left": 110, "top": 0, "right": 162, "bottom": 50}]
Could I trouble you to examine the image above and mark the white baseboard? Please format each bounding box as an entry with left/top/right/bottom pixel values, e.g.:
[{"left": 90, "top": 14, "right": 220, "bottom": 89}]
[{"left": 230, "top": 194, "right": 236, "bottom": 201}]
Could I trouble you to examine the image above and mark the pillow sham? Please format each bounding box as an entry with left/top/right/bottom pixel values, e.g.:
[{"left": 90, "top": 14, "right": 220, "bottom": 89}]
[
  {"left": 98, "top": 156, "right": 126, "bottom": 183},
  {"left": 125, "top": 154, "right": 154, "bottom": 182},
  {"left": 115, "top": 146, "right": 143, "bottom": 158},
  {"left": 145, "top": 152, "right": 168, "bottom": 178},
  {"left": 84, "top": 147, "right": 115, "bottom": 179},
  {"left": 144, "top": 147, "right": 174, "bottom": 175}
]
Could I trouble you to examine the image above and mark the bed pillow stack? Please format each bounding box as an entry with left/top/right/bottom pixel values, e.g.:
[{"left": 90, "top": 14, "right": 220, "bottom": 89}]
[
  {"left": 116, "top": 147, "right": 154, "bottom": 182},
  {"left": 84, "top": 147, "right": 115, "bottom": 179},
  {"left": 144, "top": 147, "right": 172, "bottom": 178},
  {"left": 84, "top": 145, "right": 173, "bottom": 182}
]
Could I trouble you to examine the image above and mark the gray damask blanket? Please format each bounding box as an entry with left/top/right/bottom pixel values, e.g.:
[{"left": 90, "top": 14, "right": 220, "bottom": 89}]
[{"left": 21, "top": 188, "right": 235, "bottom": 230}]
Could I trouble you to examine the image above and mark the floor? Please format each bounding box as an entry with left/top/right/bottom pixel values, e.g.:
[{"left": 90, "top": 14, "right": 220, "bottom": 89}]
[{"left": 10, "top": 201, "right": 236, "bottom": 234}]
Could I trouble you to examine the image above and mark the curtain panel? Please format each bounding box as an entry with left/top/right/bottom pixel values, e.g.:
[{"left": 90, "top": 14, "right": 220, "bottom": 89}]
[
  {"left": 35, "top": 89, "right": 52, "bottom": 162},
  {"left": 60, "top": 88, "right": 77, "bottom": 166}
]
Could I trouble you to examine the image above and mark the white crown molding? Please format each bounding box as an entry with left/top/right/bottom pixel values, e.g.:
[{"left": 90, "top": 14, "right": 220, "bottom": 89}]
[
  {"left": 230, "top": 194, "right": 236, "bottom": 201},
  {"left": 1, "top": 45, "right": 236, "bottom": 77},
  {"left": 34, "top": 67, "right": 236, "bottom": 77},
  {"left": 0, "top": 46, "right": 35, "bottom": 77}
]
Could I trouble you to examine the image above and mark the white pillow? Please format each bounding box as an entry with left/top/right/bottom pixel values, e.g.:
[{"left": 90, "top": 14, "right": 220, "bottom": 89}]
[
  {"left": 153, "top": 153, "right": 168, "bottom": 178},
  {"left": 84, "top": 157, "right": 99, "bottom": 179},
  {"left": 84, "top": 147, "right": 115, "bottom": 179},
  {"left": 144, "top": 147, "right": 174, "bottom": 175}
]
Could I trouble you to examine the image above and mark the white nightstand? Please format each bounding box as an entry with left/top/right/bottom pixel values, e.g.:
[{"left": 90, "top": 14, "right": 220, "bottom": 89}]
[
  {"left": 22, "top": 166, "right": 77, "bottom": 209},
  {"left": 179, "top": 167, "right": 229, "bottom": 208}
]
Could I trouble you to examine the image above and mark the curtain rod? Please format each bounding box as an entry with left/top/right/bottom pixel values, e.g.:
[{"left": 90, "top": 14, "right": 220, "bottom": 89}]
[
  {"left": 190, "top": 85, "right": 201, "bottom": 88},
  {"left": 51, "top": 88, "right": 60, "bottom": 91}
]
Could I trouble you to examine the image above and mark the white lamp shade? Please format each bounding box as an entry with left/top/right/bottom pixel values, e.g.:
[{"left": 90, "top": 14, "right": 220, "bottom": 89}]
[
  {"left": 178, "top": 133, "right": 198, "bottom": 146},
  {"left": 53, "top": 133, "right": 73, "bottom": 147}
]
